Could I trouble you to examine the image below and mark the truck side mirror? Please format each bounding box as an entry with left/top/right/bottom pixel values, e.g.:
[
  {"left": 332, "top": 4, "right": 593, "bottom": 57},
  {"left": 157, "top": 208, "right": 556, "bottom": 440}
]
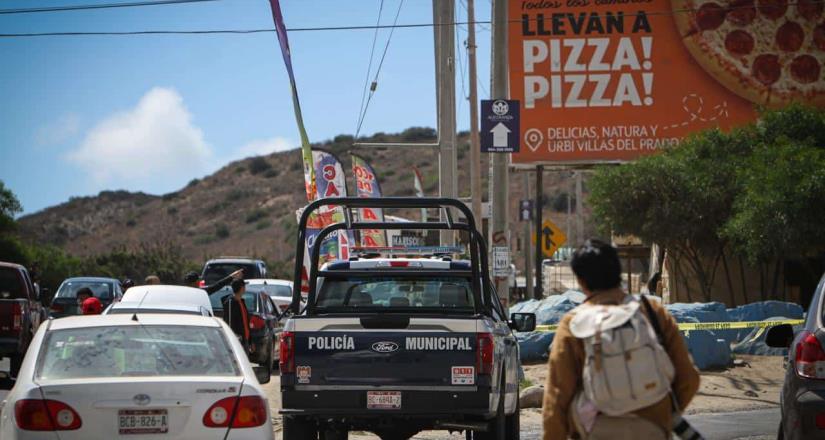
[
  {"left": 766, "top": 324, "right": 795, "bottom": 348},
  {"left": 509, "top": 313, "right": 536, "bottom": 332}
]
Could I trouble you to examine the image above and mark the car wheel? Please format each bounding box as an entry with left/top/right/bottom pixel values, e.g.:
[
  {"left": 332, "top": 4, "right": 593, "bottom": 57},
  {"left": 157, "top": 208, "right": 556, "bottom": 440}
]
[
  {"left": 9, "top": 353, "right": 23, "bottom": 378},
  {"left": 283, "top": 416, "right": 318, "bottom": 440},
  {"left": 474, "top": 376, "right": 506, "bottom": 440},
  {"left": 506, "top": 390, "right": 520, "bottom": 440}
]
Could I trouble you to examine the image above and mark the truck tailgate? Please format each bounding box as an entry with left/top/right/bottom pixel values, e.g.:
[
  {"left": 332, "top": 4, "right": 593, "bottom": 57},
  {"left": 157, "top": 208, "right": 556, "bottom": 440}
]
[{"left": 0, "top": 299, "right": 25, "bottom": 338}]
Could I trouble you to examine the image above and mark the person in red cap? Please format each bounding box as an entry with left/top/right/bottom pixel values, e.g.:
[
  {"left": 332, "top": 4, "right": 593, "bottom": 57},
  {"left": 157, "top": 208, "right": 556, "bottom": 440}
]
[{"left": 81, "top": 296, "right": 103, "bottom": 315}]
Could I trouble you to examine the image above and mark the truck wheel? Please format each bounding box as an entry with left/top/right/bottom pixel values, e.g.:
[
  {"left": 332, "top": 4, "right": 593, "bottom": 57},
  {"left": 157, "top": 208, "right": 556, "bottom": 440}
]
[
  {"left": 506, "top": 393, "right": 520, "bottom": 440},
  {"left": 475, "top": 380, "right": 506, "bottom": 440},
  {"left": 9, "top": 353, "right": 23, "bottom": 378},
  {"left": 283, "top": 416, "right": 318, "bottom": 440}
]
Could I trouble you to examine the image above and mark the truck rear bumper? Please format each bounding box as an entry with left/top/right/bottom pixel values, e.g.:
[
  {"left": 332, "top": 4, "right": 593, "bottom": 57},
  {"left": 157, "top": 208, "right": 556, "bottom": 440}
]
[
  {"left": 0, "top": 337, "right": 22, "bottom": 356},
  {"left": 281, "top": 389, "right": 494, "bottom": 419}
]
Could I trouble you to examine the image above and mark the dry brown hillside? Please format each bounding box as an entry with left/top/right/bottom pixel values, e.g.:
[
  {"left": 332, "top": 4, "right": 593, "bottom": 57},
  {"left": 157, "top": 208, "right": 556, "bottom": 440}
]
[{"left": 18, "top": 128, "right": 594, "bottom": 277}]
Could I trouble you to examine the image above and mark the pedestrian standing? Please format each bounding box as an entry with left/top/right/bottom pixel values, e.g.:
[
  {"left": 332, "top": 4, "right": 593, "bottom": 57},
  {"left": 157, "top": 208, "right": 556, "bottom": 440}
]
[
  {"left": 222, "top": 278, "right": 251, "bottom": 355},
  {"left": 542, "top": 239, "right": 700, "bottom": 440},
  {"left": 183, "top": 269, "right": 243, "bottom": 294}
]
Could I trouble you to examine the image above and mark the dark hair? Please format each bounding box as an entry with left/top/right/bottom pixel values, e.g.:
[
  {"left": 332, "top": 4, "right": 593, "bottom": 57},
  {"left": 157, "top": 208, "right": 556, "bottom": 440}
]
[
  {"left": 647, "top": 272, "right": 661, "bottom": 294},
  {"left": 183, "top": 272, "right": 200, "bottom": 284},
  {"left": 231, "top": 278, "right": 246, "bottom": 293},
  {"left": 570, "top": 239, "right": 622, "bottom": 291},
  {"left": 76, "top": 287, "right": 94, "bottom": 299}
]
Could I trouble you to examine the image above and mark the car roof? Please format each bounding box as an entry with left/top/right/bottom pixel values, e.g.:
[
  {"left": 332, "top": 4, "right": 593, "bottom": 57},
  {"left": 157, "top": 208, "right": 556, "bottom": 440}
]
[
  {"left": 60, "top": 277, "right": 119, "bottom": 284},
  {"left": 121, "top": 285, "right": 210, "bottom": 307},
  {"left": 246, "top": 278, "right": 292, "bottom": 287},
  {"left": 47, "top": 313, "right": 221, "bottom": 330},
  {"left": 205, "top": 258, "right": 261, "bottom": 264},
  {"left": 109, "top": 302, "right": 205, "bottom": 313},
  {"left": 0, "top": 262, "right": 25, "bottom": 270}
]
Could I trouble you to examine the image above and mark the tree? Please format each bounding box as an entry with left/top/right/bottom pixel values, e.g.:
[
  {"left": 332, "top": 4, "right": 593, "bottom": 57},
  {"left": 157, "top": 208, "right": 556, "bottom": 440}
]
[{"left": 0, "top": 180, "right": 22, "bottom": 234}]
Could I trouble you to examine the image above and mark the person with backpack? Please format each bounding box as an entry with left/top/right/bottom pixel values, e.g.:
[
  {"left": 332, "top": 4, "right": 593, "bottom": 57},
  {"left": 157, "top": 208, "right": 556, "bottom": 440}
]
[{"left": 542, "top": 239, "right": 701, "bottom": 440}]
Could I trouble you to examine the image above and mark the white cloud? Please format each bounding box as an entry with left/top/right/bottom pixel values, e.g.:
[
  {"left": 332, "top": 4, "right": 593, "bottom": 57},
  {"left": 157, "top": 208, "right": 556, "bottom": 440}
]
[
  {"left": 234, "top": 137, "right": 296, "bottom": 159},
  {"left": 36, "top": 113, "right": 81, "bottom": 146},
  {"left": 66, "top": 87, "right": 212, "bottom": 192}
]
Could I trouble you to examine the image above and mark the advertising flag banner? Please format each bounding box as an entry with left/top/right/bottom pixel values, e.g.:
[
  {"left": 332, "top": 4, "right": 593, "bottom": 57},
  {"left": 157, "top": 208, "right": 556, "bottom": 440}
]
[
  {"left": 352, "top": 154, "right": 387, "bottom": 248},
  {"left": 268, "top": 0, "right": 317, "bottom": 200},
  {"left": 312, "top": 149, "right": 350, "bottom": 262},
  {"left": 505, "top": 0, "right": 799, "bottom": 165},
  {"left": 412, "top": 166, "right": 428, "bottom": 223}
]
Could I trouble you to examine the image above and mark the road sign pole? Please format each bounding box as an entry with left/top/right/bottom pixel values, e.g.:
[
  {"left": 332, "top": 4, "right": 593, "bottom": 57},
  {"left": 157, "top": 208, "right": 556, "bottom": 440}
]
[
  {"left": 524, "top": 173, "right": 533, "bottom": 300},
  {"left": 490, "top": 0, "right": 510, "bottom": 301},
  {"left": 534, "top": 165, "right": 544, "bottom": 299}
]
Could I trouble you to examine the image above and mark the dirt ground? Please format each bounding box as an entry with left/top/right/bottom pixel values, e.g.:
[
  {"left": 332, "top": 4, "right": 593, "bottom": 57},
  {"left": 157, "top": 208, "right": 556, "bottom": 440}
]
[{"left": 266, "top": 355, "right": 785, "bottom": 439}]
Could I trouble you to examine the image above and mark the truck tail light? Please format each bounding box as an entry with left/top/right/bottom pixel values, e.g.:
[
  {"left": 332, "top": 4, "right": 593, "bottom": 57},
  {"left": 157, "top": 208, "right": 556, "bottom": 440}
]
[
  {"left": 12, "top": 303, "right": 22, "bottom": 331},
  {"left": 279, "top": 331, "right": 295, "bottom": 374},
  {"left": 477, "top": 333, "right": 494, "bottom": 375},
  {"left": 15, "top": 399, "right": 82, "bottom": 431},
  {"left": 249, "top": 315, "right": 265, "bottom": 330},
  {"left": 203, "top": 396, "right": 267, "bottom": 428},
  {"left": 198, "top": 280, "right": 206, "bottom": 288},
  {"left": 795, "top": 331, "right": 825, "bottom": 379}
]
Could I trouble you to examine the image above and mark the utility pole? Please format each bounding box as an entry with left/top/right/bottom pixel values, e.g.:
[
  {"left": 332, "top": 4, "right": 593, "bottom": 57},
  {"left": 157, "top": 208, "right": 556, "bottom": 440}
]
[
  {"left": 490, "top": 0, "right": 509, "bottom": 299},
  {"left": 575, "top": 171, "right": 584, "bottom": 245},
  {"left": 466, "top": 0, "right": 482, "bottom": 232},
  {"left": 433, "top": 0, "right": 458, "bottom": 245},
  {"left": 534, "top": 165, "right": 544, "bottom": 299},
  {"left": 524, "top": 172, "right": 533, "bottom": 300}
]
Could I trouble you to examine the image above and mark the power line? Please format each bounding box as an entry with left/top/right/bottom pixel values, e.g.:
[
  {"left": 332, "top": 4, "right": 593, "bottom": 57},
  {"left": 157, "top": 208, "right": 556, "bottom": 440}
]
[
  {"left": 355, "top": 0, "right": 384, "bottom": 137},
  {"left": 354, "top": 0, "right": 404, "bottom": 140},
  {"left": 0, "top": 0, "right": 220, "bottom": 15}
]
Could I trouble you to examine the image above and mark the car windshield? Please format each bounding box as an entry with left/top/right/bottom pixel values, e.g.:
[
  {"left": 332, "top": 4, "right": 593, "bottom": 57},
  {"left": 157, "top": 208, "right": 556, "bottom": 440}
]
[
  {"left": 37, "top": 325, "right": 239, "bottom": 379},
  {"left": 247, "top": 283, "right": 292, "bottom": 298},
  {"left": 316, "top": 276, "right": 475, "bottom": 312},
  {"left": 56, "top": 281, "right": 113, "bottom": 300},
  {"left": 203, "top": 263, "right": 257, "bottom": 285},
  {"left": 210, "top": 290, "right": 258, "bottom": 313},
  {"left": 0, "top": 268, "right": 25, "bottom": 299}
]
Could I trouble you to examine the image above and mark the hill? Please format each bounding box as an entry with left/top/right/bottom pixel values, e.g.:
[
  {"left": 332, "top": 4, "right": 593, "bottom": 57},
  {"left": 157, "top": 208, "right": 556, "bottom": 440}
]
[{"left": 17, "top": 128, "right": 594, "bottom": 277}]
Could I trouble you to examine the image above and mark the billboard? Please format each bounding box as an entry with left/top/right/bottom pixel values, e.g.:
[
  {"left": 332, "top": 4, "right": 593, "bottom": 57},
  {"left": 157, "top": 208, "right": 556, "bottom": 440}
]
[{"left": 506, "top": 0, "right": 825, "bottom": 164}]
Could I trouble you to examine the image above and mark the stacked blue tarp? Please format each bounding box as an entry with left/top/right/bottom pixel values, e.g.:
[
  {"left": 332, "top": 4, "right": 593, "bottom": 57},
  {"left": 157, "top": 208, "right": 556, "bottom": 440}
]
[
  {"left": 727, "top": 301, "right": 804, "bottom": 342},
  {"left": 732, "top": 315, "right": 804, "bottom": 356},
  {"left": 511, "top": 290, "right": 584, "bottom": 363}
]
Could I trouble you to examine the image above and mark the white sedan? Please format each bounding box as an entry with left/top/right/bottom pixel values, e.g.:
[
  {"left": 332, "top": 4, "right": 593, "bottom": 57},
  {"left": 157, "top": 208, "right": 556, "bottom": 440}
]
[
  {"left": 0, "top": 314, "right": 273, "bottom": 439},
  {"left": 244, "top": 279, "right": 298, "bottom": 314},
  {"left": 105, "top": 285, "right": 214, "bottom": 317}
]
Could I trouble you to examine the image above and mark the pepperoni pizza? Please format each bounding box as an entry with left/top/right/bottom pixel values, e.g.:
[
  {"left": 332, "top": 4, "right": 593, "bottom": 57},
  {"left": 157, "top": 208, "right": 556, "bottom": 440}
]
[{"left": 672, "top": 0, "right": 825, "bottom": 107}]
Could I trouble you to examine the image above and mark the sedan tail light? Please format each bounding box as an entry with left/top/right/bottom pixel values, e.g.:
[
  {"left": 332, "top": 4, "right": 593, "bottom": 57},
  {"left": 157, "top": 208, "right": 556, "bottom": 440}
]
[
  {"left": 795, "top": 331, "right": 825, "bottom": 379},
  {"left": 15, "top": 399, "right": 82, "bottom": 431},
  {"left": 249, "top": 315, "right": 265, "bottom": 330},
  {"left": 203, "top": 396, "right": 267, "bottom": 428},
  {"left": 279, "top": 331, "right": 295, "bottom": 374}
]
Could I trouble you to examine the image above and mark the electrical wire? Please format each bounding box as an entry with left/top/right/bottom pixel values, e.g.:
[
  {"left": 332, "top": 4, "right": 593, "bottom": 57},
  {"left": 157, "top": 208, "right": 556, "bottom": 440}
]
[
  {"left": 0, "top": 0, "right": 220, "bottom": 14},
  {"left": 354, "top": 0, "right": 404, "bottom": 140},
  {"left": 355, "top": 0, "right": 384, "bottom": 138}
]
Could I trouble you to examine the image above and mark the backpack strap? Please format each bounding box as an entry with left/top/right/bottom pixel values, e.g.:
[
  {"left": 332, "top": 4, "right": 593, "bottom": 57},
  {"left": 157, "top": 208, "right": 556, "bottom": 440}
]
[{"left": 639, "top": 295, "right": 665, "bottom": 345}]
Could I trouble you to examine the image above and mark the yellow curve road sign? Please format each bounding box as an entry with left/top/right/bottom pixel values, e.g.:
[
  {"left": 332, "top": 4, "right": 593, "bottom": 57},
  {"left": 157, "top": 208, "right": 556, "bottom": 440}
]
[{"left": 535, "top": 220, "right": 566, "bottom": 258}]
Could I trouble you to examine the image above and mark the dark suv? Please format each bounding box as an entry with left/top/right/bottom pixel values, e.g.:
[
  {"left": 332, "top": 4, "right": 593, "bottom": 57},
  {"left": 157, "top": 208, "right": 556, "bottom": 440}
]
[
  {"left": 0, "top": 262, "right": 43, "bottom": 377},
  {"left": 200, "top": 257, "right": 267, "bottom": 287}
]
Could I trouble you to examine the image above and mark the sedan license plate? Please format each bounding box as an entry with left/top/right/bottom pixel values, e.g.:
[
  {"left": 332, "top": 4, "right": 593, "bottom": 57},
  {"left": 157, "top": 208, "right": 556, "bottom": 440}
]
[
  {"left": 118, "top": 409, "right": 169, "bottom": 435},
  {"left": 367, "top": 391, "right": 401, "bottom": 410}
]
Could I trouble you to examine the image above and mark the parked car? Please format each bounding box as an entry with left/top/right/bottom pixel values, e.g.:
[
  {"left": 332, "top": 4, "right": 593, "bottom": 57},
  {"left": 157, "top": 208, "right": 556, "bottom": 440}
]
[
  {"left": 200, "top": 258, "right": 267, "bottom": 288},
  {"left": 0, "top": 313, "right": 273, "bottom": 439},
  {"left": 210, "top": 287, "right": 281, "bottom": 372},
  {"left": 105, "top": 285, "right": 213, "bottom": 316},
  {"left": 768, "top": 272, "right": 825, "bottom": 440},
  {"left": 0, "top": 262, "right": 43, "bottom": 377},
  {"left": 245, "top": 279, "right": 295, "bottom": 314},
  {"left": 49, "top": 277, "right": 123, "bottom": 318}
]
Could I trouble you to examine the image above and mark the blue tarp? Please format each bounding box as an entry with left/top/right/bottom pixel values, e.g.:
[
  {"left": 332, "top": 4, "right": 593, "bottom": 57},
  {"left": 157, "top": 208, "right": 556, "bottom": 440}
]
[
  {"left": 727, "top": 301, "right": 804, "bottom": 342},
  {"left": 732, "top": 315, "right": 803, "bottom": 356}
]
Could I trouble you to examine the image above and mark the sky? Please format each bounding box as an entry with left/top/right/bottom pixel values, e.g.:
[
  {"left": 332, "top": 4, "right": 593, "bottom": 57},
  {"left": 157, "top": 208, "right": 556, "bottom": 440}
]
[{"left": 0, "top": 0, "right": 493, "bottom": 214}]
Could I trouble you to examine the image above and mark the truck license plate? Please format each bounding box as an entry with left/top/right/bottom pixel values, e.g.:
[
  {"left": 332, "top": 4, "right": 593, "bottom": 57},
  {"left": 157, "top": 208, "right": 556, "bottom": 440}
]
[
  {"left": 118, "top": 409, "right": 169, "bottom": 434},
  {"left": 366, "top": 391, "right": 401, "bottom": 409}
]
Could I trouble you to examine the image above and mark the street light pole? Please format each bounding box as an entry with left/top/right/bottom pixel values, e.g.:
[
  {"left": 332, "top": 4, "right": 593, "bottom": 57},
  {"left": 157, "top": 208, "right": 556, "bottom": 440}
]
[
  {"left": 433, "top": 0, "right": 458, "bottom": 245},
  {"left": 467, "top": 0, "right": 482, "bottom": 232}
]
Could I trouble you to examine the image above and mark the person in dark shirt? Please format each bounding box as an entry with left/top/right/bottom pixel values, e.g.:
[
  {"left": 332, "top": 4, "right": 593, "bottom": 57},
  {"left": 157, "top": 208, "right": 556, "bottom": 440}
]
[
  {"left": 222, "top": 278, "right": 251, "bottom": 355},
  {"left": 183, "top": 269, "right": 243, "bottom": 295}
]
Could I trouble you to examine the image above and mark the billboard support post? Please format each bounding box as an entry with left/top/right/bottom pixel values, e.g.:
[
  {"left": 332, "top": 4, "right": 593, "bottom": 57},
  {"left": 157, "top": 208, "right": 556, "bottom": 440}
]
[
  {"left": 524, "top": 172, "right": 534, "bottom": 300},
  {"left": 534, "top": 165, "right": 544, "bottom": 299},
  {"left": 490, "top": 0, "right": 510, "bottom": 300}
]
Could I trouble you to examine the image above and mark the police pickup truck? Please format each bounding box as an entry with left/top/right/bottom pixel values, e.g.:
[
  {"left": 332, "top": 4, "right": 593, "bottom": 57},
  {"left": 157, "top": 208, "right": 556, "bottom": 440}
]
[{"left": 280, "top": 198, "right": 536, "bottom": 440}]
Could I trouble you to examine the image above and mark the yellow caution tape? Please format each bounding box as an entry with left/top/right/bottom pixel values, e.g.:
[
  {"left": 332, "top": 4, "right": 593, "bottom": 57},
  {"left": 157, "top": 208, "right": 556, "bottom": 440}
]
[{"left": 534, "top": 319, "right": 803, "bottom": 334}]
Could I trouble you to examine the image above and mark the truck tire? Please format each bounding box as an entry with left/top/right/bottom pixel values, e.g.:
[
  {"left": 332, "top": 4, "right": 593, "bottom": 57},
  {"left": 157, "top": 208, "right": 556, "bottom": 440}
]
[
  {"left": 9, "top": 353, "right": 23, "bottom": 378},
  {"left": 506, "top": 392, "right": 520, "bottom": 440},
  {"left": 283, "top": 416, "right": 318, "bottom": 440},
  {"left": 474, "top": 377, "right": 506, "bottom": 440}
]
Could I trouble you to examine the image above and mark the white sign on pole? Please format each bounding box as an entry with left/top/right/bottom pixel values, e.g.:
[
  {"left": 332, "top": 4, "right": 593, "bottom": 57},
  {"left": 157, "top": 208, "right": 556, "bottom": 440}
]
[{"left": 492, "top": 246, "right": 510, "bottom": 278}]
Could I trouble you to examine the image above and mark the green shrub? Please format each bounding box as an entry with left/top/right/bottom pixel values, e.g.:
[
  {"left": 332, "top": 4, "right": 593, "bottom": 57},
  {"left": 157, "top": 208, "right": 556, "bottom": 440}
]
[
  {"left": 248, "top": 157, "right": 272, "bottom": 175},
  {"left": 215, "top": 223, "right": 230, "bottom": 239},
  {"left": 245, "top": 209, "right": 267, "bottom": 224}
]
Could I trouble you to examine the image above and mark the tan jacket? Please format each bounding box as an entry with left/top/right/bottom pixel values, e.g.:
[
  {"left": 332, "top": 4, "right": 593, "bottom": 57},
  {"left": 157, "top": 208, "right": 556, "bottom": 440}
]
[{"left": 542, "top": 289, "right": 700, "bottom": 440}]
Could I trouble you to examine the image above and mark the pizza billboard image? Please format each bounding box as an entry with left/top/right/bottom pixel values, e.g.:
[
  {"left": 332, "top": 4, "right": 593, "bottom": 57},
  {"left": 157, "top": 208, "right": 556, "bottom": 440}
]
[{"left": 509, "top": 0, "right": 824, "bottom": 164}]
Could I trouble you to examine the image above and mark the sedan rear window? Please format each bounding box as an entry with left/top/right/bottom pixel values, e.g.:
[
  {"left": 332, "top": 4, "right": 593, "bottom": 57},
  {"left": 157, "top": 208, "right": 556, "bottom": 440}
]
[
  {"left": 56, "top": 281, "right": 113, "bottom": 300},
  {"left": 37, "top": 325, "right": 239, "bottom": 379},
  {"left": 316, "top": 276, "right": 475, "bottom": 312},
  {"left": 0, "top": 268, "right": 25, "bottom": 299},
  {"left": 247, "top": 284, "right": 292, "bottom": 298}
]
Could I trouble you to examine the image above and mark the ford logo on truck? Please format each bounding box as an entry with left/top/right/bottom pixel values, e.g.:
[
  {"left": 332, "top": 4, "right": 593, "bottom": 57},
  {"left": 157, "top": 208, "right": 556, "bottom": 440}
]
[{"left": 371, "top": 341, "right": 399, "bottom": 353}]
